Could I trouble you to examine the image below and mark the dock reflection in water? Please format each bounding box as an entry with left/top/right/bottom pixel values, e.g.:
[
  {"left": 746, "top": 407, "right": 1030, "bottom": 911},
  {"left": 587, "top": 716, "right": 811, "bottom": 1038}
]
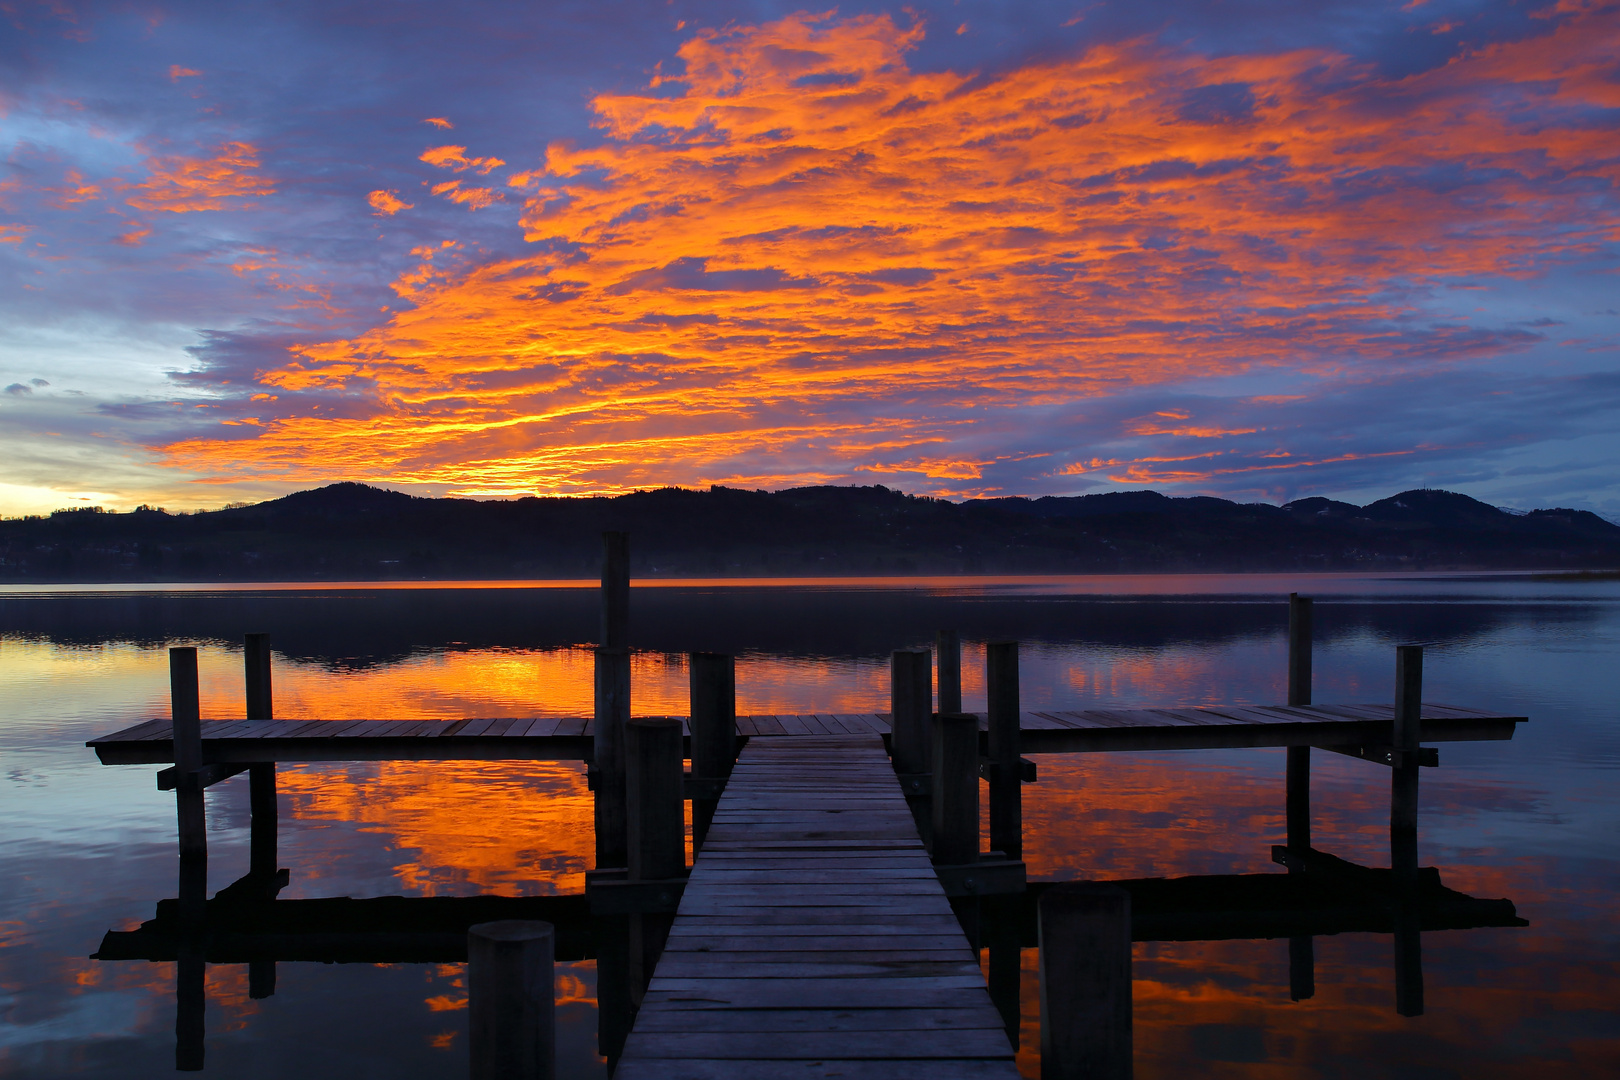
[{"left": 2, "top": 575, "right": 1616, "bottom": 1076}]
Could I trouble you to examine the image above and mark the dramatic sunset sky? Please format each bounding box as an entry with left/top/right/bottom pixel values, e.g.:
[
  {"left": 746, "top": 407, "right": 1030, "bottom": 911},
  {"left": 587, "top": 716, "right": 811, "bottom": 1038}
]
[{"left": 2, "top": 0, "right": 1617, "bottom": 517}]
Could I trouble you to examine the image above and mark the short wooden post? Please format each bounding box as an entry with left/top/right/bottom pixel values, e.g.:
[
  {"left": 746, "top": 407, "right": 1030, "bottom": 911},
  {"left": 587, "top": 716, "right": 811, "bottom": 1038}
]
[
  {"left": 244, "top": 634, "right": 277, "bottom": 885},
  {"left": 931, "top": 712, "right": 979, "bottom": 865},
  {"left": 936, "top": 629, "right": 962, "bottom": 714},
  {"left": 1391, "top": 645, "right": 1423, "bottom": 885},
  {"left": 626, "top": 718, "right": 686, "bottom": 882},
  {"left": 171, "top": 648, "right": 207, "bottom": 922},
  {"left": 1039, "top": 884, "right": 1132, "bottom": 1080},
  {"left": 985, "top": 894, "right": 1022, "bottom": 1047},
  {"left": 592, "top": 914, "right": 633, "bottom": 1068},
  {"left": 1391, "top": 643, "right": 1425, "bottom": 1017},
  {"left": 468, "top": 920, "right": 555, "bottom": 1080},
  {"left": 986, "top": 641, "right": 1022, "bottom": 859},
  {"left": 889, "top": 649, "right": 931, "bottom": 777},
  {"left": 1284, "top": 595, "right": 1315, "bottom": 1001},
  {"left": 689, "top": 652, "right": 736, "bottom": 853}
]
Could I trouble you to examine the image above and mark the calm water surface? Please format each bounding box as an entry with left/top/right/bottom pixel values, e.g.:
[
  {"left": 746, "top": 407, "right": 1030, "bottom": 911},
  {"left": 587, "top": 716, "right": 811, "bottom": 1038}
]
[{"left": 1, "top": 573, "right": 1617, "bottom": 1077}]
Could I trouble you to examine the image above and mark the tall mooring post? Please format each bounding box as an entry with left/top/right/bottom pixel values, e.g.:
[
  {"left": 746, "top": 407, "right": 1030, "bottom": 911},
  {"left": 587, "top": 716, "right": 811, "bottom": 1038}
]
[
  {"left": 1392, "top": 644, "right": 1425, "bottom": 1017},
  {"left": 986, "top": 641, "right": 1022, "bottom": 859},
  {"left": 935, "top": 629, "right": 962, "bottom": 714},
  {"left": 1039, "top": 883, "right": 1133, "bottom": 1080},
  {"left": 626, "top": 717, "right": 685, "bottom": 1004},
  {"left": 243, "top": 633, "right": 280, "bottom": 997},
  {"left": 169, "top": 646, "right": 207, "bottom": 1071},
  {"left": 689, "top": 652, "right": 736, "bottom": 853},
  {"left": 1284, "top": 594, "right": 1315, "bottom": 1001},
  {"left": 595, "top": 532, "right": 631, "bottom": 870},
  {"left": 468, "top": 920, "right": 555, "bottom": 1080}
]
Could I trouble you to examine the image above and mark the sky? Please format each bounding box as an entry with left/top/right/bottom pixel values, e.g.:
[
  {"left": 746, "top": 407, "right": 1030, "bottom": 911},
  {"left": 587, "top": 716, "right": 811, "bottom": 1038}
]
[{"left": 1, "top": 0, "right": 1617, "bottom": 518}]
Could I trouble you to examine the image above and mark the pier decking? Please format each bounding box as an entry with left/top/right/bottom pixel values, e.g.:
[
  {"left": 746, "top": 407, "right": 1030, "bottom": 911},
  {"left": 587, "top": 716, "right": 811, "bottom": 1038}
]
[
  {"left": 616, "top": 734, "right": 1019, "bottom": 1079},
  {"left": 87, "top": 702, "right": 1523, "bottom": 766}
]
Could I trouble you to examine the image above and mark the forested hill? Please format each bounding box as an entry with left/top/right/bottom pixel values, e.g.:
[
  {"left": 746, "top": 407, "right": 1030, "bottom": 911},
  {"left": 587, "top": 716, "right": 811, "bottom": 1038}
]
[{"left": 3, "top": 483, "right": 1617, "bottom": 582}]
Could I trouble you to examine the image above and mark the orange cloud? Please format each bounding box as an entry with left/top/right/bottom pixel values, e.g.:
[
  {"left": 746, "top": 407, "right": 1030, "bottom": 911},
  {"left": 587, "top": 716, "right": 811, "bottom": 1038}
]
[
  {"left": 160, "top": 9, "right": 1620, "bottom": 496},
  {"left": 368, "top": 189, "right": 414, "bottom": 215},
  {"left": 424, "top": 117, "right": 454, "bottom": 129},
  {"left": 0, "top": 224, "right": 27, "bottom": 244},
  {"left": 168, "top": 65, "right": 201, "bottom": 80},
  {"left": 420, "top": 145, "right": 504, "bottom": 174},
  {"left": 125, "top": 141, "right": 275, "bottom": 212}
]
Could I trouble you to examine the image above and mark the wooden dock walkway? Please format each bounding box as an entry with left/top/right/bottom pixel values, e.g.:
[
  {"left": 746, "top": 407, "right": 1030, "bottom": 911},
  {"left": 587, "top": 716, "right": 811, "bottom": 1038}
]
[
  {"left": 615, "top": 734, "right": 1020, "bottom": 1079},
  {"left": 87, "top": 702, "right": 1523, "bottom": 766}
]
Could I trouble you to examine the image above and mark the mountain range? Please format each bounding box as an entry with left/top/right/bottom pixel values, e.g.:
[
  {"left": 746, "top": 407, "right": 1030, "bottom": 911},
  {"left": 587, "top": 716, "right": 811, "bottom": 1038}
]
[{"left": 2, "top": 483, "right": 1616, "bottom": 581}]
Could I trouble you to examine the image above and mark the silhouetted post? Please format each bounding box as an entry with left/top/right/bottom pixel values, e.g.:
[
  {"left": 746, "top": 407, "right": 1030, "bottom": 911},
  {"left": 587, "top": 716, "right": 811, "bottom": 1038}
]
[
  {"left": 626, "top": 718, "right": 683, "bottom": 1004},
  {"left": 1286, "top": 595, "right": 1312, "bottom": 853},
  {"left": 931, "top": 712, "right": 979, "bottom": 865},
  {"left": 890, "top": 649, "right": 932, "bottom": 777},
  {"left": 1040, "top": 884, "right": 1132, "bottom": 1080},
  {"left": 627, "top": 718, "right": 686, "bottom": 883},
  {"left": 689, "top": 652, "right": 736, "bottom": 852},
  {"left": 1391, "top": 646, "right": 1422, "bottom": 884},
  {"left": 1392, "top": 644, "right": 1424, "bottom": 1017},
  {"left": 986, "top": 641, "right": 1022, "bottom": 859},
  {"left": 595, "top": 532, "right": 632, "bottom": 869},
  {"left": 985, "top": 894, "right": 1022, "bottom": 1047},
  {"left": 468, "top": 920, "right": 555, "bottom": 1080},
  {"left": 593, "top": 914, "right": 634, "bottom": 1068},
  {"left": 936, "top": 629, "right": 962, "bottom": 714},
  {"left": 1285, "top": 595, "right": 1316, "bottom": 1001},
  {"left": 171, "top": 648, "right": 207, "bottom": 920},
  {"left": 244, "top": 633, "right": 277, "bottom": 886}
]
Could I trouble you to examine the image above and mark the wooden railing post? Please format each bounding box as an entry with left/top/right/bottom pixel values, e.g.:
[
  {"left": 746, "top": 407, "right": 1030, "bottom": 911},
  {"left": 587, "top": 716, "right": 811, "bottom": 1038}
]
[
  {"left": 1392, "top": 644, "right": 1424, "bottom": 1017},
  {"left": 244, "top": 633, "right": 278, "bottom": 887},
  {"left": 469, "top": 920, "right": 555, "bottom": 1080},
  {"left": 1039, "top": 884, "right": 1133, "bottom": 1080},
  {"left": 935, "top": 629, "right": 962, "bottom": 714},
  {"left": 595, "top": 531, "right": 632, "bottom": 869},
  {"left": 1285, "top": 594, "right": 1315, "bottom": 1001},
  {"left": 986, "top": 641, "right": 1022, "bottom": 859},
  {"left": 689, "top": 652, "right": 736, "bottom": 852},
  {"left": 627, "top": 718, "right": 686, "bottom": 883},
  {"left": 930, "top": 712, "right": 979, "bottom": 865}
]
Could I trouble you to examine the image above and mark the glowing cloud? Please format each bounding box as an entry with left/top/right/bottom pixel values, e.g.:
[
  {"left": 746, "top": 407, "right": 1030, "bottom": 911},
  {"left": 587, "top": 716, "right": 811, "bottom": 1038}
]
[
  {"left": 159, "top": 9, "right": 1620, "bottom": 499},
  {"left": 125, "top": 142, "right": 275, "bottom": 213},
  {"left": 368, "top": 189, "right": 414, "bottom": 216}
]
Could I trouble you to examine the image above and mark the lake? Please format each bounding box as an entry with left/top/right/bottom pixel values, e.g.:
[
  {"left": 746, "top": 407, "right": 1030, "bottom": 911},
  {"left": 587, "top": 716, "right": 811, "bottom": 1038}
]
[{"left": 2, "top": 573, "right": 1616, "bottom": 1077}]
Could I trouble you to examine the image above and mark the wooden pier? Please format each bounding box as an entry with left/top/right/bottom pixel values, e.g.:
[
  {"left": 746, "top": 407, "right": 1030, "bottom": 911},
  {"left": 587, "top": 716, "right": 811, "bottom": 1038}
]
[{"left": 617, "top": 734, "right": 1018, "bottom": 1078}]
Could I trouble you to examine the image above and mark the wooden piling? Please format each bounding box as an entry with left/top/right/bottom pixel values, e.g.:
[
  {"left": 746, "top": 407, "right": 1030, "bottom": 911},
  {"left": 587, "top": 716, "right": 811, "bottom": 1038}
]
[
  {"left": 1391, "top": 645, "right": 1423, "bottom": 884},
  {"left": 1285, "top": 595, "right": 1315, "bottom": 1000},
  {"left": 468, "top": 920, "right": 555, "bottom": 1080},
  {"left": 170, "top": 647, "right": 207, "bottom": 923},
  {"left": 1039, "top": 883, "right": 1133, "bottom": 1080},
  {"left": 889, "top": 649, "right": 932, "bottom": 777},
  {"left": 601, "top": 531, "right": 629, "bottom": 649},
  {"left": 931, "top": 712, "right": 979, "bottom": 865},
  {"left": 689, "top": 652, "right": 736, "bottom": 853},
  {"left": 175, "top": 953, "right": 205, "bottom": 1071},
  {"left": 626, "top": 718, "right": 686, "bottom": 883},
  {"left": 986, "top": 641, "right": 1022, "bottom": 859},
  {"left": 594, "top": 647, "right": 631, "bottom": 870},
  {"left": 936, "top": 628, "right": 962, "bottom": 714},
  {"left": 244, "top": 634, "right": 277, "bottom": 886}
]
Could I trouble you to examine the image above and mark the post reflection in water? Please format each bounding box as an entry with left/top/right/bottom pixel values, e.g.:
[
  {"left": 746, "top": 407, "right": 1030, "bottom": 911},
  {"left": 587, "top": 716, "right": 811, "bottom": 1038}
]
[{"left": 1, "top": 577, "right": 1611, "bottom": 1076}]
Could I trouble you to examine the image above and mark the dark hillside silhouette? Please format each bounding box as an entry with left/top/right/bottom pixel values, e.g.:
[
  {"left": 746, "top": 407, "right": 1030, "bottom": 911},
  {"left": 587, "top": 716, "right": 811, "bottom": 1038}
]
[{"left": 2, "top": 483, "right": 1616, "bottom": 582}]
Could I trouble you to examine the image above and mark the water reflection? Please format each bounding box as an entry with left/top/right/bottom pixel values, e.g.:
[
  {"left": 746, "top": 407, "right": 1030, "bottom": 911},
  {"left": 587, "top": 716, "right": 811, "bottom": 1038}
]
[{"left": 2, "top": 577, "right": 1617, "bottom": 1076}]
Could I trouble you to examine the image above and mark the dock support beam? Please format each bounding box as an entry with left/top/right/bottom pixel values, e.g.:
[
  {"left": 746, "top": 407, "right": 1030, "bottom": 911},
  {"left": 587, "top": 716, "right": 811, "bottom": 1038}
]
[
  {"left": 986, "top": 641, "right": 1022, "bottom": 859},
  {"left": 595, "top": 531, "right": 632, "bottom": 870},
  {"left": 244, "top": 633, "right": 279, "bottom": 897},
  {"left": 468, "top": 920, "right": 555, "bottom": 1080},
  {"left": 1392, "top": 644, "right": 1424, "bottom": 1017},
  {"left": 936, "top": 629, "right": 962, "bottom": 714},
  {"left": 171, "top": 648, "right": 207, "bottom": 920},
  {"left": 689, "top": 652, "right": 736, "bottom": 853},
  {"left": 1285, "top": 594, "right": 1315, "bottom": 1001},
  {"left": 931, "top": 712, "right": 979, "bottom": 865},
  {"left": 1040, "top": 883, "right": 1132, "bottom": 1080}
]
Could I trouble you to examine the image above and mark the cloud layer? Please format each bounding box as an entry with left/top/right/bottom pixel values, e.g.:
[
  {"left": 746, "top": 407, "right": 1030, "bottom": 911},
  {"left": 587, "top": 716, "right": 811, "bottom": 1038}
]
[{"left": 2, "top": 2, "right": 1618, "bottom": 513}]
